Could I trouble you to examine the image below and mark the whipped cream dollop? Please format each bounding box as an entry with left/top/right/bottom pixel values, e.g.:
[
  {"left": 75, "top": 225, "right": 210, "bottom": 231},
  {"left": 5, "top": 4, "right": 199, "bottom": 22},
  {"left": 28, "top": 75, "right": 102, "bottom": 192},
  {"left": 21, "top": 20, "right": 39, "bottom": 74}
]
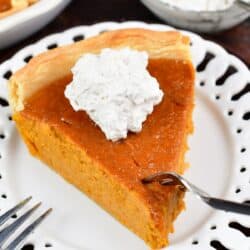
[
  {"left": 65, "top": 48, "right": 164, "bottom": 142},
  {"left": 161, "top": 0, "right": 235, "bottom": 11}
]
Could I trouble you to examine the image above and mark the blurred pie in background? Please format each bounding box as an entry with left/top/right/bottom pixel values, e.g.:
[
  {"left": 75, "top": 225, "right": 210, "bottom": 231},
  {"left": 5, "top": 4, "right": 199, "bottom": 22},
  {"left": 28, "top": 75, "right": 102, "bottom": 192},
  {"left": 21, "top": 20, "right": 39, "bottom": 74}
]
[{"left": 0, "top": 0, "right": 38, "bottom": 19}]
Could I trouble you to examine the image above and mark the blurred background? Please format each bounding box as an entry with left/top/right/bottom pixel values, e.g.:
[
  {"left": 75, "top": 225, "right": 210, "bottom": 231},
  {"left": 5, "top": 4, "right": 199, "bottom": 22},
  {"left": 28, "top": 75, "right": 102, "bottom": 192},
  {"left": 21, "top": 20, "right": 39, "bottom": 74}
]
[{"left": 0, "top": 0, "right": 249, "bottom": 66}]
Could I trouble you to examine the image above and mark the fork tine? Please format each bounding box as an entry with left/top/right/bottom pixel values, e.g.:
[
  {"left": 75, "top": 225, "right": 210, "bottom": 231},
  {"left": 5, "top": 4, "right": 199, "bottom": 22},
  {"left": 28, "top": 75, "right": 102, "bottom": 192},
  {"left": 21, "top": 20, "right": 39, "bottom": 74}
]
[
  {"left": 0, "top": 203, "right": 41, "bottom": 247},
  {"left": 5, "top": 208, "right": 52, "bottom": 250},
  {"left": 0, "top": 197, "right": 32, "bottom": 227}
]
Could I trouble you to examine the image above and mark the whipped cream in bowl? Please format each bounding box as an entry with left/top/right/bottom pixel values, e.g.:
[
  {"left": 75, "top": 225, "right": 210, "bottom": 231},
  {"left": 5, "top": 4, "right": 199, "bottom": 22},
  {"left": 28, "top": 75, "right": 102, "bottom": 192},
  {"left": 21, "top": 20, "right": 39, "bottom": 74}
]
[
  {"left": 141, "top": 0, "right": 250, "bottom": 33},
  {"left": 65, "top": 48, "right": 164, "bottom": 142},
  {"left": 159, "top": 0, "right": 235, "bottom": 11}
]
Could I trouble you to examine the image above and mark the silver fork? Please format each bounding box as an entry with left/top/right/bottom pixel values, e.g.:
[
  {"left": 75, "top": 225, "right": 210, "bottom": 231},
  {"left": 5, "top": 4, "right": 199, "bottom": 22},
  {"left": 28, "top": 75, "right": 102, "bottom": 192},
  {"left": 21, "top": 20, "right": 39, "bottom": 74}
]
[
  {"left": 142, "top": 172, "right": 250, "bottom": 215},
  {"left": 0, "top": 197, "right": 52, "bottom": 250}
]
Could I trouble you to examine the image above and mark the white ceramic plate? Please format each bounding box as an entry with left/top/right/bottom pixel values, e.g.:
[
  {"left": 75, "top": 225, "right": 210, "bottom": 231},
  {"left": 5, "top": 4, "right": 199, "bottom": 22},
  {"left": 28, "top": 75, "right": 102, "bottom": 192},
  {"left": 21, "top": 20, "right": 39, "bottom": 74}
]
[
  {"left": 0, "top": 0, "right": 71, "bottom": 49},
  {"left": 0, "top": 22, "right": 249, "bottom": 250}
]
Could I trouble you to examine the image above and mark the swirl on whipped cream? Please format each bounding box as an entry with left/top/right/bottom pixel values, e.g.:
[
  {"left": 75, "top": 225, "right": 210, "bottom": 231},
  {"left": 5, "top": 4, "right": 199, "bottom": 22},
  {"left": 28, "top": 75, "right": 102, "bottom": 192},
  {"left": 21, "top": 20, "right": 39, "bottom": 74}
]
[{"left": 65, "top": 48, "right": 164, "bottom": 142}]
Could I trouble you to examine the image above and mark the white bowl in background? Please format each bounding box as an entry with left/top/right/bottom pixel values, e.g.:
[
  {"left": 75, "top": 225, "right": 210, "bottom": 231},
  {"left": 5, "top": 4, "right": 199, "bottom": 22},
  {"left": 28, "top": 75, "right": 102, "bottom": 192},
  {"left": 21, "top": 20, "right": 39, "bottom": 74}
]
[
  {"left": 141, "top": 0, "right": 250, "bottom": 33},
  {"left": 0, "top": 0, "right": 71, "bottom": 49}
]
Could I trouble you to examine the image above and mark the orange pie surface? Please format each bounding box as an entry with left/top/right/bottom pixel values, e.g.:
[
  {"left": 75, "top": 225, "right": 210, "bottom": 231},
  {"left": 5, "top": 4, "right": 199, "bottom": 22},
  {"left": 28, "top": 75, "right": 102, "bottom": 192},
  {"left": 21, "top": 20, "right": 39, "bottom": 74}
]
[
  {"left": 0, "top": 0, "right": 38, "bottom": 18},
  {"left": 9, "top": 29, "right": 195, "bottom": 249},
  {"left": 0, "top": 0, "right": 11, "bottom": 12}
]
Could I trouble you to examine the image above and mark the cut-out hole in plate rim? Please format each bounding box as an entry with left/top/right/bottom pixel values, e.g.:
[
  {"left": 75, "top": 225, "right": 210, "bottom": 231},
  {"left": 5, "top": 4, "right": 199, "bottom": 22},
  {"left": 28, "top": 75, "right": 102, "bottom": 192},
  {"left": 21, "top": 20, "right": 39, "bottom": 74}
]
[{"left": 0, "top": 22, "right": 249, "bottom": 250}]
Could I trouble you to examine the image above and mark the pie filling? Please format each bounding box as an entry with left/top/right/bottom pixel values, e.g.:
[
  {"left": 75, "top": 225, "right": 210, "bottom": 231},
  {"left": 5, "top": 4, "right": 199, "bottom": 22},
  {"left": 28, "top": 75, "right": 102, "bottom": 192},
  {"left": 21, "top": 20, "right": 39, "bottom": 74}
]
[
  {"left": 22, "top": 58, "right": 193, "bottom": 190},
  {"left": 13, "top": 54, "right": 194, "bottom": 248},
  {"left": 0, "top": 0, "right": 11, "bottom": 12}
]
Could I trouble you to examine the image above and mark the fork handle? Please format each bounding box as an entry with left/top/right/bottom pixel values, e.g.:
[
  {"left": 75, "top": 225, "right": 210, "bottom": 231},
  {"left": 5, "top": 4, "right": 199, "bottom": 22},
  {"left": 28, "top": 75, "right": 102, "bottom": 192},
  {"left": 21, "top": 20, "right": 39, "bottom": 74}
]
[{"left": 203, "top": 197, "right": 250, "bottom": 215}]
